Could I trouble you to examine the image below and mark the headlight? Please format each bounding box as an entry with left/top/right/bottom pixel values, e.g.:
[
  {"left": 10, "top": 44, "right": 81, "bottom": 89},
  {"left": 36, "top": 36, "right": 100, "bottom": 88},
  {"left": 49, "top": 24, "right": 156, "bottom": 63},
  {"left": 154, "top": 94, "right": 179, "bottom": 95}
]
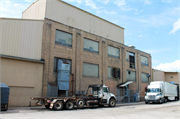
[
  {"left": 145, "top": 96, "right": 148, "bottom": 99},
  {"left": 156, "top": 96, "right": 160, "bottom": 99}
]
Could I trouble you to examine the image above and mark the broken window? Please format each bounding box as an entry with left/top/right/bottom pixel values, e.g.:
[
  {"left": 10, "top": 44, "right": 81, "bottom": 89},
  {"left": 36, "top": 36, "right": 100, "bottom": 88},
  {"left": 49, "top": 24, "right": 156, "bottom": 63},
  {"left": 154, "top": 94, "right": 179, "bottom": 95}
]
[
  {"left": 108, "top": 67, "right": 120, "bottom": 79},
  {"left": 126, "top": 51, "right": 135, "bottom": 69},
  {"left": 141, "top": 56, "right": 148, "bottom": 66},
  {"left": 55, "top": 30, "right": 72, "bottom": 47},
  {"left": 127, "top": 70, "right": 136, "bottom": 81},
  {"left": 108, "top": 46, "right": 120, "bottom": 59},
  {"left": 83, "top": 38, "right": 99, "bottom": 54}
]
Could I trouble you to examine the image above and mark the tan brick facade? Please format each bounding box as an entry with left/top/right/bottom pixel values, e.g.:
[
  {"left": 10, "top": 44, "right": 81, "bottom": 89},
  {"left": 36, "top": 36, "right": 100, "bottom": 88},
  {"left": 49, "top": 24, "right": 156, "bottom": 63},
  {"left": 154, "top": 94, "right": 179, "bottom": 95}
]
[{"left": 41, "top": 18, "right": 152, "bottom": 98}]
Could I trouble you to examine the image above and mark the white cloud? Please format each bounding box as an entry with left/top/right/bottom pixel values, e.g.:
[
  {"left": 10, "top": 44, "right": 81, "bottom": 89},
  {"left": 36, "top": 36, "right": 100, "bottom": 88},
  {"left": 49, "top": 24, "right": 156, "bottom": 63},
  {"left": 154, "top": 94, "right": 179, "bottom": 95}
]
[
  {"left": 24, "top": 0, "right": 35, "bottom": 3},
  {"left": 169, "top": 18, "right": 180, "bottom": 34},
  {"left": 134, "top": 9, "right": 144, "bottom": 15},
  {"left": 161, "top": 0, "right": 173, "bottom": 3},
  {"left": 138, "top": 35, "right": 143, "bottom": 37},
  {"left": 0, "top": 0, "right": 29, "bottom": 18},
  {"left": 64, "top": 0, "right": 82, "bottom": 4},
  {"left": 114, "top": 0, "right": 132, "bottom": 11},
  {"left": 85, "top": 0, "right": 100, "bottom": 9},
  {"left": 144, "top": 48, "right": 171, "bottom": 54},
  {"left": 97, "top": 10, "right": 117, "bottom": 15},
  {"left": 144, "top": 0, "right": 152, "bottom": 5},
  {"left": 153, "top": 60, "right": 180, "bottom": 72},
  {"left": 98, "top": 0, "right": 110, "bottom": 4}
]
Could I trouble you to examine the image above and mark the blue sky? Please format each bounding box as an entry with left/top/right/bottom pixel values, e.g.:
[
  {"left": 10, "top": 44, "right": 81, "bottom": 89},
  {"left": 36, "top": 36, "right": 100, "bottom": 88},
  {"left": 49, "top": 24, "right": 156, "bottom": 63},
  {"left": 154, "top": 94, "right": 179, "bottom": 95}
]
[{"left": 0, "top": 0, "right": 180, "bottom": 71}]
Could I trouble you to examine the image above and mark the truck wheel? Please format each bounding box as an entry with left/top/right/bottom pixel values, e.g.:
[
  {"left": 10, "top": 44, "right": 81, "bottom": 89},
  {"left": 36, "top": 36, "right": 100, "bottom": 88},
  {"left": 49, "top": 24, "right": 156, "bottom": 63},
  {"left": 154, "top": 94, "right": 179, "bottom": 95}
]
[
  {"left": 175, "top": 97, "right": 178, "bottom": 101},
  {"left": 145, "top": 102, "right": 148, "bottom": 104},
  {"left": 159, "top": 99, "right": 162, "bottom": 104},
  {"left": 45, "top": 103, "right": 50, "bottom": 109},
  {"left": 77, "top": 100, "right": 85, "bottom": 109},
  {"left": 66, "top": 101, "right": 74, "bottom": 110},
  {"left": 164, "top": 98, "right": 167, "bottom": 103},
  {"left": 109, "top": 99, "right": 116, "bottom": 107},
  {"left": 54, "top": 101, "right": 63, "bottom": 110},
  {"left": 99, "top": 104, "right": 104, "bottom": 107}
]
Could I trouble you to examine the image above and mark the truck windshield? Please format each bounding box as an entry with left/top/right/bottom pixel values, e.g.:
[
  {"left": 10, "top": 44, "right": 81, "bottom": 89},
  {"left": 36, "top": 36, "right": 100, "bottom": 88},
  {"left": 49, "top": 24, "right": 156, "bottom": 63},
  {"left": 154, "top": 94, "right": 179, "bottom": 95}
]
[{"left": 147, "top": 88, "right": 160, "bottom": 93}]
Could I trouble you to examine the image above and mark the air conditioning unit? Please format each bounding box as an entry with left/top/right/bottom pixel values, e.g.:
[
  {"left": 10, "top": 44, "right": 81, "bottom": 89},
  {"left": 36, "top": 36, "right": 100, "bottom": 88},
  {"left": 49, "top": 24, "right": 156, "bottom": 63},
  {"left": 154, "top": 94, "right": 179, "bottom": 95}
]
[{"left": 113, "top": 69, "right": 120, "bottom": 78}]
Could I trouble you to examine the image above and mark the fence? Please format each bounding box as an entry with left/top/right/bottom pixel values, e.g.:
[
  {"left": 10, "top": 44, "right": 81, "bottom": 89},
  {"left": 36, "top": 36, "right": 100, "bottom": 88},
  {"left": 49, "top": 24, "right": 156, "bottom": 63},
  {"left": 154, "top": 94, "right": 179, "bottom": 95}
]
[
  {"left": 74, "top": 88, "right": 140, "bottom": 104},
  {"left": 110, "top": 89, "right": 140, "bottom": 104}
]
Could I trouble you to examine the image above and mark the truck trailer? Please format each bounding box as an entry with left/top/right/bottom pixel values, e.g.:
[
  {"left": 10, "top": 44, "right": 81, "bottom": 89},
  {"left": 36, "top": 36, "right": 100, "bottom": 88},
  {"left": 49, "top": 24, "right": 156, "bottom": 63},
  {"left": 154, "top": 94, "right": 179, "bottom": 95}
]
[
  {"left": 145, "top": 81, "right": 179, "bottom": 104},
  {"left": 31, "top": 84, "right": 117, "bottom": 110}
]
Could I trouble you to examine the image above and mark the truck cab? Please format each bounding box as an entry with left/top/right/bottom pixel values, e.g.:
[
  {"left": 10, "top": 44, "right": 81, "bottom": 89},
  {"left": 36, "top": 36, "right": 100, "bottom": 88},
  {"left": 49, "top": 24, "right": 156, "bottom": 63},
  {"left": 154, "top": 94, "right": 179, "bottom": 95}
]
[
  {"left": 145, "top": 84, "right": 164, "bottom": 104},
  {"left": 86, "top": 84, "right": 116, "bottom": 107}
]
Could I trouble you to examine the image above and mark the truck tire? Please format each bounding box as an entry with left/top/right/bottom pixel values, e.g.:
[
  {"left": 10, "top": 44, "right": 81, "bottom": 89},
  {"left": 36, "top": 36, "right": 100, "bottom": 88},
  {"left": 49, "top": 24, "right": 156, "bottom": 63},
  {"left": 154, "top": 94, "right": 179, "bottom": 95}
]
[
  {"left": 159, "top": 99, "right": 162, "bottom": 104},
  {"left": 77, "top": 100, "right": 85, "bottom": 109},
  {"left": 45, "top": 103, "right": 50, "bottom": 109},
  {"left": 175, "top": 97, "right": 178, "bottom": 101},
  {"left": 54, "top": 101, "right": 63, "bottom": 110},
  {"left": 145, "top": 102, "right": 148, "bottom": 104},
  {"left": 109, "top": 99, "right": 116, "bottom": 107},
  {"left": 164, "top": 98, "right": 167, "bottom": 103},
  {"left": 66, "top": 101, "right": 74, "bottom": 110}
]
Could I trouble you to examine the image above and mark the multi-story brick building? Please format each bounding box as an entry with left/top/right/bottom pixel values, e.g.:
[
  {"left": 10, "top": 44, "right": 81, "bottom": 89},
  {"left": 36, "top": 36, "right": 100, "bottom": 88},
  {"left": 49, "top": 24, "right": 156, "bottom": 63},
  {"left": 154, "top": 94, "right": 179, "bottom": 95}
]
[
  {"left": 0, "top": 0, "right": 152, "bottom": 106},
  {"left": 22, "top": 0, "right": 152, "bottom": 98}
]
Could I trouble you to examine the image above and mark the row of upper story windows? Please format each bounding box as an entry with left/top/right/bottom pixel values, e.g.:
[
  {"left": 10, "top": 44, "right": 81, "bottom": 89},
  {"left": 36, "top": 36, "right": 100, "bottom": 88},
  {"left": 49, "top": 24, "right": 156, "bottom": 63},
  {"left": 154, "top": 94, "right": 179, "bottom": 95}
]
[
  {"left": 54, "top": 58, "right": 149, "bottom": 83},
  {"left": 55, "top": 29, "right": 149, "bottom": 67}
]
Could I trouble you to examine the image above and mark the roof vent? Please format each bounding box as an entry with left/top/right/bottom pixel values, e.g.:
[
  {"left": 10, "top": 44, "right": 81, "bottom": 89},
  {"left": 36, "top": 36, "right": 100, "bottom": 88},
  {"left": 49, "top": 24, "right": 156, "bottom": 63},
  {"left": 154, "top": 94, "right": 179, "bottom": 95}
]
[{"left": 128, "top": 45, "right": 135, "bottom": 49}]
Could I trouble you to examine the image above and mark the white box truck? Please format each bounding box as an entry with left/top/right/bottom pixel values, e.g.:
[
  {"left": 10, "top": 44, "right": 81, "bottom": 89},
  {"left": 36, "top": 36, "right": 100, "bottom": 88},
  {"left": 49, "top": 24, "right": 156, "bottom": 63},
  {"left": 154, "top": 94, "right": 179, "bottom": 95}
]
[{"left": 145, "top": 81, "right": 179, "bottom": 104}]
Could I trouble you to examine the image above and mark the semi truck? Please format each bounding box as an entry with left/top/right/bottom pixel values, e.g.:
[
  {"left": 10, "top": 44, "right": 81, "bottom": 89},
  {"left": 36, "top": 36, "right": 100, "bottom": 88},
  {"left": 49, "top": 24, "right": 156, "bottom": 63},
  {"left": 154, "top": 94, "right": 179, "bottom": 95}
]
[
  {"left": 145, "top": 81, "right": 179, "bottom": 104},
  {"left": 31, "top": 84, "right": 117, "bottom": 110}
]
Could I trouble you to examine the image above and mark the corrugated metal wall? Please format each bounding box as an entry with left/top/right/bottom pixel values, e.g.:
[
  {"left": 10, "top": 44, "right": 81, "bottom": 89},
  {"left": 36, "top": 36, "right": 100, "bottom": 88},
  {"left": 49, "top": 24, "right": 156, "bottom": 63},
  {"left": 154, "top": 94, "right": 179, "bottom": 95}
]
[
  {"left": 0, "top": 18, "right": 43, "bottom": 60},
  {"left": 45, "top": 0, "right": 124, "bottom": 44},
  {"left": 22, "top": 0, "right": 124, "bottom": 44},
  {"left": 22, "top": 0, "right": 46, "bottom": 20}
]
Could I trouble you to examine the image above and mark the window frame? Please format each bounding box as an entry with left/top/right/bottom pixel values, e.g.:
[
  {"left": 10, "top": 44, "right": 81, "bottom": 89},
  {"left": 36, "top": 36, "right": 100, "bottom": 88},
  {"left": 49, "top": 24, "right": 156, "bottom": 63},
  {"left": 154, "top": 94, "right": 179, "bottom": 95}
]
[
  {"left": 108, "top": 66, "right": 120, "bottom": 79},
  {"left": 141, "top": 55, "right": 149, "bottom": 66},
  {"left": 108, "top": 45, "right": 120, "bottom": 59},
  {"left": 83, "top": 62, "right": 99, "bottom": 78},
  {"left": 83, "top": 38, "right": 99, "bottom": 54},
  {"left": 126, "top": 70, "right": 136, "bottom": 81},
  {"left": 141, "top": 72, "right": 149, "bottom": 83},
  {"left": 55, "top": 29, "right": 73, "bottom": 48}
]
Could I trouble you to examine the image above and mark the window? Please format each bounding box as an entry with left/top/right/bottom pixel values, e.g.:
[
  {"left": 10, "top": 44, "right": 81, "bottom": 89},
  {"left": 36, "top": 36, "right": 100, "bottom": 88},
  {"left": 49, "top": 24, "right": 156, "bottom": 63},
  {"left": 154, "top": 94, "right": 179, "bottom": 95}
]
[
  {"left": 84, "top": 38, "right": 99, "bottom": 54},
  {"left": 103, "top": 87, "right": 109, "bottom": 93},
  {"left": 141, "top": 73, "right": 149, "bottom": 83},
  {"left": 141, "top": 56, "right": 148, "bottom": 66},
  {"left": 54, "top": 57, "right": 72, "bottom": 72},
  {"left": 127, "top": 70, "right": 136, "bottom": 81},
  {"left": 55, "top": 30, "right": 72, "bottom": 47},
  {"left": 108, "top": 46, "right": 120, "bottom": 59},
  {"left": 108, "top": 67, "right": 120, "bottom": 79},
  {"left": 83, "top": 63, "right": 99, "bottom": 77},
  {"left": 126, "top": 51, "right": 135, "bottom": 69}
]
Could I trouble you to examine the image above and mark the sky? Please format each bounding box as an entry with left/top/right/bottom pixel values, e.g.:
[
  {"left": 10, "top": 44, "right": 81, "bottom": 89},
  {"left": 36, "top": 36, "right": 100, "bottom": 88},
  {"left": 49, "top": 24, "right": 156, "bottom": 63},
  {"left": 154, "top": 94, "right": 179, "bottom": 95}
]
[{"left": 0, "top": 0, "right": 180, "bottom": 72}]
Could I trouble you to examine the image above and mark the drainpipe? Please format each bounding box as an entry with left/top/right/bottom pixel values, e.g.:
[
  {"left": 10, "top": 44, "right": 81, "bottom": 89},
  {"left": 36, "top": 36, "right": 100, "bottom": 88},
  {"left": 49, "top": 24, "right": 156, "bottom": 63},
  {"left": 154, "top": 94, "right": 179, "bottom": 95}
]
[{"left": 72, "top": 73, "right": 75, "bottom": 95}]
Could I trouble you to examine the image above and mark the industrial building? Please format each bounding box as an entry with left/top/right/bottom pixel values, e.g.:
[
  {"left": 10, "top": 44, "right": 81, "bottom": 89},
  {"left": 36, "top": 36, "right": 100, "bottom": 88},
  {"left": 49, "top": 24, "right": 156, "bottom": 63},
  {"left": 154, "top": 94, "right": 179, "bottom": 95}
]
[
  {"left": 0, "top": 0, "right": 152, "bottom": 106},
  {"left": 153, "top": 69, "right": 180, "bottom": 84}
]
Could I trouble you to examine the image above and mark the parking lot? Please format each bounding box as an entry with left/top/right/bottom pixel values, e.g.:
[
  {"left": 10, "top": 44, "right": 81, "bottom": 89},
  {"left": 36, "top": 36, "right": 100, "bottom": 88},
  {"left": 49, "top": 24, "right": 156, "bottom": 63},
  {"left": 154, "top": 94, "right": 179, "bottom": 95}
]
[{"left": 1, "top": 101, "right": 180, "bottom": 119}]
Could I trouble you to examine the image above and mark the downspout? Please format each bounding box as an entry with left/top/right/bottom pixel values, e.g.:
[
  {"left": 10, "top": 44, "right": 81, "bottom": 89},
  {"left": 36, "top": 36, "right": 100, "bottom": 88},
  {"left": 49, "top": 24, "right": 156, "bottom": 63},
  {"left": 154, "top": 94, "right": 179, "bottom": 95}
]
[
  {"left": 122, "top": 47, "right": 124, "bottom": 83},
  {"left": 71, "top": 73, "right": 75, "bottom": 95}
]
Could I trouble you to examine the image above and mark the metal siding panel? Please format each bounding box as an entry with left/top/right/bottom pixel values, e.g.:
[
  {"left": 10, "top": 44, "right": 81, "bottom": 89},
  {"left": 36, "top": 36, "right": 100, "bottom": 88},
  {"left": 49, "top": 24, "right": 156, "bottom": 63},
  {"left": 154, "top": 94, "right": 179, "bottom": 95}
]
[
  {"left": 44, "top": 0, "right": 124, "bottom": 43},
  {"left": 0, "top": 19, "right": 43, "bottom": 60},
  {"left": 23, "top": 0, "right": 46, "bottom": 20}
]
